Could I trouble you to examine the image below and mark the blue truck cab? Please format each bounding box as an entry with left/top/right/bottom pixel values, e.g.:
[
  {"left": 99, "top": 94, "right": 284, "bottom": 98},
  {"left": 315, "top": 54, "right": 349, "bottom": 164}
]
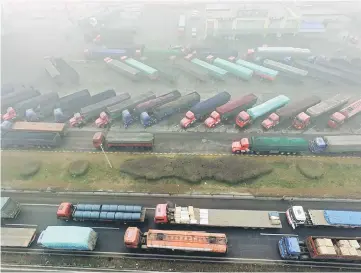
[
  {"left": 278, "top": 237, "right": 301, "bottom": 260},
  {"left": 122, "top": 109, "right": 133, "bottom": 128},
  {"left": 309, "top": 137, "right": 327, "bottom": 153},
  {"left": 140, "top": 112, "right": 152, "bottom": 128}
]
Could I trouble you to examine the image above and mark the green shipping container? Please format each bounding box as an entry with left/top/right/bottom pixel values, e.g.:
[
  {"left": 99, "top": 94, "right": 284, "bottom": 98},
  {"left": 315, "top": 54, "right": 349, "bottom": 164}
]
[
  {"left": 250, "top": 137, "right": 309, "bottom": 154},
  {"left": 213, "top": 58, "right": 253, "bottom": 81}
]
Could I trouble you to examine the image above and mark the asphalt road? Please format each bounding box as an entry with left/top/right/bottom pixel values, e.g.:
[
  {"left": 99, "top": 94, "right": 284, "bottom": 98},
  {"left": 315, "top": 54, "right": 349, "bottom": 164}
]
[{"left": 2, "top": 192, "right": 361, "bottom": 261}]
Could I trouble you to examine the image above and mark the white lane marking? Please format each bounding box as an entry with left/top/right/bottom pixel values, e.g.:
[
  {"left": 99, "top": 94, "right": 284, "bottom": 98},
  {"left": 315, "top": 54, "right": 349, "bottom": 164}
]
[
  {"left": 90, "top": 227, "right": 119, "bottom": 230},
  {"left": 260, "top": 233, "right": 298, "bottom": 236},
  {"left": 21, "top": 204, "right": 59, "bottom": 207},
  {"left": 5, "top": 224, "right": 38, "bottom": 227}
]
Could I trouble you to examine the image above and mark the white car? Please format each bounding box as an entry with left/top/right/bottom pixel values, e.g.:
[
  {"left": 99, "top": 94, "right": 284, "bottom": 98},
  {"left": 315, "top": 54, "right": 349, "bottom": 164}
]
[{"left": 191, "top": 28, "right": 197, "bottom": 38}]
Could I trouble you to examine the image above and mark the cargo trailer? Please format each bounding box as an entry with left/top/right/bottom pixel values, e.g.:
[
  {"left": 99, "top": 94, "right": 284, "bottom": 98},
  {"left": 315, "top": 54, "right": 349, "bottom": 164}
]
[
  {"left": 13, "top": 92, "right": 59, "bottom": 118},
  {"left": 286, "top": 205, "right": 361, "bottom": 229},
  {"left": 293, "top": 94, "right": 350, "bottom": 130},
  {"left": 262, "top": 96, "right": 321, "bottom": 130},
  {"left": 309, "top": 135, "right": 361, "bottom": 154},
  {"left": 262, "top": 59, "right": 308, "bottom": 80},
  {"left": 121, "top": 57, "right": 159, "bottom": 80},
  {"left": 1, "top": 197, "right": 21, "bottom": 219},
  {"left": 312, "top": 56, "right": 361, "bottom": 76},
  {"left": 90, "top": 89, "right": 116, "bottom": 104},
  {"left": 57, "top": 202, "right": 146, "bottom": 222},
  {"left": 6, "top": 121, "right": 67, "bottom": 136},
  {"left": 190, "top": 58, "right": 228, "bottom": 81},
  {"left": 246, "top": 47, "right": 312, "bottom": 60},
  {"left": 279, "top": 236, "right": 361, "bottom": 261},
  {"left": 133, "top": 90, "right": 181, "bottom": 115},
  {"left": 37, "top": 226, "right": 98, "bottom": 251},
  {"left": 171, "top": 57, "right": 209, "bottom": 82},
  {"left": 104, "top": 57, "right": 141, "bottom": 81},
  {"left": 2, "top": 89, "right": 41, "bottom": 112},
  {"left": 328, "top": 99, "right": 361, "bottom": 129},
  {"left": 1, "top": 131, "right": 62, "bottom": 149},
  {"left": 232, "top": 136, "right": 309, "bottom": 155},
  {"left": 205, "top": 93, "right": 258, "bottom": 128},
  {"left": 235, "top": 59, "right": 278, "bottom": 81},
  {"left": 180, "top": 92, "right": 231, "bottom": 128},
  {"left": 236, "top": 95, "right": 290, "bottom": 128},
  {"left": 1, "top": 228, "right": 37, "bottom": 248},
  {"left": 84, "top": 48, "right": 142, "bottom": 59},
  {"left": 52, "top": 58, "right": 80, "bottom": 85},
  {"left": 93, "top": 131, "right": 154, "bottom": 150},
  {"left": 141, "top": 60, "right": 178, "bottom": 84},
  {"left": 207, "top": 56, "right": 253, "bottom": 81},
  {"left": 125, "top": 227, "right": 228, "bottom": 254},
  {"left": 154, "top": 203, "right": 282, "bottom": 229},
  {"left": 44, "top": 59, "right": 62, "bottom": 85}
]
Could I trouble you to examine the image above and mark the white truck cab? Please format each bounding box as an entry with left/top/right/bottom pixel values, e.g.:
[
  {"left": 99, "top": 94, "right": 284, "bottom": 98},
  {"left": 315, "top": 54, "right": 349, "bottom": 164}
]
[{"left": 286, "top": 206, "right": 306, "bottom": 229}]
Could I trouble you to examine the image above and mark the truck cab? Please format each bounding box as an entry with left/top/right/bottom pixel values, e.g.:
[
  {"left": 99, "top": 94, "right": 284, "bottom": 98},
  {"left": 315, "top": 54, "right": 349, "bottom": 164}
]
[
  {"left": 154, "top": 203, "right": 169, "bottom": 224},
  {"left": 69, "top": 113, "right": 84, "bottom": 127},
  {"left": 231, "top": 138, "right": 250, "bottom": 154},
  {"left": 308, "top": 137, "right": 327, "bottom": 153},
  {"left": 95, "top": 112, "right": 110, "bottom": 128},
  {"left": 124, "top": 227, "right": 142, "bottom": 248},
  {"left": 204, "top": 111, "right": 221, "bottom": 128},
  {"left": 286, "top": 206, "right": 307, "bottom": 229},
  {"left": 180, "top": 111, "right": 196, "bottom": 128},
  {"left": 328, "top": 112, "right": 345, "bottom": 128},
  {"left": 261, "top": 113, "right": 280, "bottom": 130},
  {"left": 122, "top": 109, "right": 133, "bottom": 128},
  {"left": 278, "top": 237, "right": 302, "bottom": 260},
  {"left": 235, "top": 111, "right": 251, "bottom": 128},
  {"left": 92, "top": 132, "right": 106, "bottom": 149},
  {"left": 56, "top": 202, "right": 73, "bottom": 220},
  {"left": 140, "top": 112, "right": 152, "bottom": 127},
  {"left": 2, "top": 107, "right": 17, "bottom": 121},
  {"left": 292, "top": 112, "right": 310, "bottom": 130}
]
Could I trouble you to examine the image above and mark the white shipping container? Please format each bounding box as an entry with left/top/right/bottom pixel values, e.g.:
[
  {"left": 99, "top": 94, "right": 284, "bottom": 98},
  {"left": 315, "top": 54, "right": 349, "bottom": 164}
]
[
  {"left": 349, "top": 247, "right": 358, "bottom": 256},
  {"left": 349, "top": 240, "right": 360, "bottom": 249},
  {"left": 340, "top": 247, "right": 351, "bottom": 256},
  {"left": 200, "top": 219, "right": 208, "bottom": 225},
  {"left": 324, "top": 238, "right": 333, "bottom": 247},
  {"left": 200, "top": 209, "right": 208, "bottom": 214}
]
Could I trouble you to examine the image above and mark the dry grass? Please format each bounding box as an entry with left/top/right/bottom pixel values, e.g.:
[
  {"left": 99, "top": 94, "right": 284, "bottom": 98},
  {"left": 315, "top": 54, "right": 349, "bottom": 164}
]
[{"left": 2, "top": 151, "right": 361, "bottom": 198}]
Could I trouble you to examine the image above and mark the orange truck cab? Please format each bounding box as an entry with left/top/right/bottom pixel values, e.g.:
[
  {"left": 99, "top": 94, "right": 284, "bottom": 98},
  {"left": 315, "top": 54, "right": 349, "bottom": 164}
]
[
  {"left": 154, "top": 203, "right": 169, "bottom": 224},
  {"left": 124, "top": 227, "right": 142, "bottom": 249},
  {"left": 292, "top": 112, "right": 311, "bottom": 130},
  {"left": 262, "top": 113, "right": 280, "bottom": 130},
  {"left": 328, "top": 112, "right": 345, "bottom": 129},
  {"left": 231, "top": 138, "right": 250, "bottom": 154},
  {"left": 180, "top": 111, "right": 196, "bottom": 129},
  {"left": 204, "top": 111, "right": 221, "bottom": 128},
  {"left": 235, "top": 111, "right": 251, "bottom": 128},
  {"left": 92, "top": 132, "right": 106, "bottom": 149},
  {"left": 56, "top": 202, "right": 73, "bottom": 220}
]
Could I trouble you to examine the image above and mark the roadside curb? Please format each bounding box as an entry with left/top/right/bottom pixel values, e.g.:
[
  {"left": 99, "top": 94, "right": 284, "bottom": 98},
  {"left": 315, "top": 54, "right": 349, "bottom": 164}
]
[{"left": 2, "top": 189, "right": 361, "bottom": 203}]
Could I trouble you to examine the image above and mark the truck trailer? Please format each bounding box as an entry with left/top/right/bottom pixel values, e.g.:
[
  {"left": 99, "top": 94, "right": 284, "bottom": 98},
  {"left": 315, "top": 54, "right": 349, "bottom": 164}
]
[
  {"left": 1, "top": 227, "right": 37, "bottom": 248},
  {"left": 121, "top": 56, "right": 159, "bottom": 80},
  {"left": 328, "top": 99, "right": 361, "bottom": 129},
  {"left": 1, "top": 131, "right": 62, "bottom": 149},
  {"left": 90, "top": 89, "right": 116, "bottom": 104},
  {"left": 92, "top": 131, "right": 154, "bottom": 150},
  {"left": 190, "top": 57, "right": 228, "bottom": 81},
  {"left": 236, "top": 95, "right": 290, "bottom": 128},
  {"left": 286, "top": 205, "right": 361, "bottom": 229},
  {"left": 1, "top": 197, "right": 21, "bottom": 219},
  {"left": 278, "top": 236, "right": 361, "bottom": 261},
  {"left": 170, "top": 57, "right": 209, "bottom": 82},
  {"left": 141, "top": 92, "right": 201, "bottom": 127},
  {"left": 44, "top": 58, "right": 62, "bottom": 85},
  {"left": 206, "top": 56, "right": 253, "bottom": 81},
  {"left": 37, "top": 226, "right": 98, "bottom": 251},
  {"left": 5, "top": 121, "right": 67, "bottom": 136},
  {"left": 57, "top": 202, "right": 146, "bottom": 222},
  {"left": 52, "top": 58, "right": 80, "bottom": 85},
  {"left": 308, "top": 135, "right": 361, "bottom": 154},
  {"left": 2, "top": 88, "right": 41, "bottom": 110},
  {"left": 293, "top": 94, "right": 350, "bottom": 130},
  {"left": 13, "top": 92, "right": 59, "bottom": 118},
  {"left": 154, "top": 203, "right": 282, "bottom": 229},
  {"left": 235, "top": 59, "right": 278, "bottom": 81},
  {"left": 180, "top": 92, "right": 231, "bottom": 129},
  {"left": 104, "top": 57, "right": 141, "bottom": 81},
  {"left": 262, "top": 96, "right": 321, "bottom": 130},
  {"left": 262, "top": 59, "right": 308, "bottom": 81},
  {"left": 232, "top": 136, "right": 309, "bottom": 155},
  {"left": 246, "top": 47, "right": 312, "bottom": 60},
  {"left": 124, "top": 227, "right": 228, "bottom": 254},
  {"left": 204, "top": 93, "right": 258, "bottom": 128}
]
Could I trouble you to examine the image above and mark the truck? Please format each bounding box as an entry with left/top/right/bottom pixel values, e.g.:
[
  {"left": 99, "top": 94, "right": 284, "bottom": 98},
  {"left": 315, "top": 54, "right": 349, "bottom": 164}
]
[
  {"left": 70, "top": 92, "right": 130, "bottom": 127},
  {"left": 154, "top": 203, "right": 282, "bottom": 229},
  {"left": 121, "top": 56, "right": 159, "bottom": 80},
  {"left": 104, "top": 57, "right": 141, "bottom": 81},
  {"left": 235, "top": 59, "right": 278, "bottom": 81},
  {"left": 57, "top": 202, "right": 146, "bottom": 222},
  {"left": 1, "top": 227, "right": 37, "bottom": 248},
  {"left": 4, "top": 121, "right": 67, "bottom": 136},
  {"left": 180, "top": 92, "right": 231, "bottom": 129},
  {"left": 190, "top": 57, "right": 228, "bottom": 81},
  {"left": 262, "top": 59, "right": 309, "bottom": 81},
  {"left": 328, "top": 99, "right": 361, "bottom": 129},
  {"left": 292, "top": 94, "right": 350, "bottom": 130},
  {"left": 206, "top": 56, "right": 253, "bottom": 81},
  {"left": 262, "top": 96, "right": 321, "bottom": 130},
  {"left": 204, "top": 93, "right": 258, "bottom": 128},
  {"left": 37, "top": 226, "right": 98, "bottom": 251},
  {"left": 232, "top": 136, "right": 309, "bottom": 155},
  {"left": 246, "top": 47, "right": 312, "bottom": 60},
  {"left": 1, "top": 131, "right": 62, "bottom": 149},
  {"left": 170, "top": 57, "right": 209, "bottom": 82},
  {"left": 92, "top": 131, "right": 154, "bottom": 150},
  {"left": 286, "top": 205, "right": 361, "bottom": 229},
  {"left": 141, "top": 92, "right": 201, "bottom": 127},
  {"left": 2, "top": 88, "right": 41, "bottom": 115},
  {"left": 1, "top": 197, "right": 21, "bottom": 219},
  {"left": 124, "top": 227, "right": 228, "bottom": 254},
  {"left": 308, "top": 135, "right": 361, "bottom": 154},
  {"left": 278, "top": 236, "right": 361, "bottom": 261},
  {"left": 236, "top": 95, "right": 290, "bottom": 129}
]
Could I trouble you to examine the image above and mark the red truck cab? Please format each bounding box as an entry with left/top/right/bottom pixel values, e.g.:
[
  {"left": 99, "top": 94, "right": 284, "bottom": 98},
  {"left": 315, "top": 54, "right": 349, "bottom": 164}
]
[
  {"left": 204, "top": 111, "right": 221, "bottom": 128},
  {"left": 124, "top": 227, "right": 142, "bottom": 248},
  {"left": 292, "top": 112, "right": 310, "bottom": 130},
  {"left": 56, "top": 202, "right": 73, "bottom": 220},
  {"left": 92, "top": 132, "right": 106, "bottom": 149},
  {"left": 262, "top": 113, "right": 280, "bottom": 130},
  {"left": 69, "top": 113, "right": 84, "bottom": 127},
  {"left": 95, "top": 112, "right": 110, "bottom": 128},
  {"left": 231, "top": 138, "right": 250, "bottom": 154},
  {"left": 154, "top": 203, "right": 168, "bottom": 224},
  {"left": 180, "top": 111, "right": 196, "bottom": 128},
  {"left": 235, "top": 111, "right": 251, "bottom": 128},
  {"left": 2, "top": 107, "right": 17, "bottom": 121},
  {"left": 328, "top": 112, "right": 345, "bottom": 128}
]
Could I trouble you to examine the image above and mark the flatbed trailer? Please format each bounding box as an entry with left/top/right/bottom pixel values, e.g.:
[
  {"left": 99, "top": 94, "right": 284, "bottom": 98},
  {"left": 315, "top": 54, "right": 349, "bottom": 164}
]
[
  {"left": 286, "top": 205, "right": 361, "bottom": 229},
  {"left": 154, "top": 203, "right": 282, "bottom": 229},
  {"left": 171, "top": 58, "right": 209, "bottom": 82},
  {"left": 8, "top": 122, "right": 67, "bottom": 136},
  {"left": 93, "top": 131, "right": 154, "bottom": 150},
  {"left": 1, "top": 227, "right": 37, "bottom": 248}
]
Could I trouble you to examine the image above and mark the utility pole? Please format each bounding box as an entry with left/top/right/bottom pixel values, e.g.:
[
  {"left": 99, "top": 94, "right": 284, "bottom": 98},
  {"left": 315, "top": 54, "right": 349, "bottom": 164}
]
[{"left": 100, "top": 144, "right": 112, "bottom": 168}]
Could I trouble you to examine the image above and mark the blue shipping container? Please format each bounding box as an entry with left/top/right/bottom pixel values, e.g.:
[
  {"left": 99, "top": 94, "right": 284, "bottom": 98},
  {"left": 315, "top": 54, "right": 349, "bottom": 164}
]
[{"left": 324, "top": 210, "right": 361, "bottom": 226}]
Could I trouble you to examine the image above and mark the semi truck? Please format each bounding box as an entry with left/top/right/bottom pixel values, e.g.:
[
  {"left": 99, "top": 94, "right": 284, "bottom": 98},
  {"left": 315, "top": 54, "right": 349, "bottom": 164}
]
[
  {"left": 2, "top": 88, "right": 41, "bottom": 111},
  {"left": 124, "top": 227, "right": 228, "bottom": 254},
  {"left": 286, "top": 205, "right": 361, "bottom": 229},
  {"left": 1, "top": 131, "right": 62, "bottom": 149},
  {"left": 70, "top": 92, "right": 130, "bottom": 127},
  {"left": 235, "top": 59, "right": 278, "bottom": 81},
  {"left": 190, "top": 57, "right": 228, "bottom": 81},
  {"left": 328, "top": 99, "right": 361, "bottom": 129},
  {"left": 170, "top": 57, "right": 209, "bottom": 82},
  {"left": 121, "top": 56, "right": 159, "bottom": 80},
  {"left": 246, "top": 47, "right": 312, "bottom": 60},
  {"left": 262, "top": 96, "right": 321, "bottom": 130},
  {"left": 204, "top": 93, "right": 258, "bottom": 128},
  {"left": 37, "top": 226, "right": 98, "bottom": 251},
  {"left": 180, "top": 92, "right": 231, "bottom": 129},
  {"left": 57, "top": 202, "right": 146, "bottom": 222},
  {"left": 1, "top": 197, "right": 21, "bottom": 219},
  {"left": 1, "top": 227, "right": 37, "bottom": 248},
  {"left": 104, "top": 57, "right": 141, "bottom": 81},
  {"left": 141, "top": 92, "right": 200, "bottom": 127},
  {"left": 206, "top": 56, "right": 253, "bottom": 81},
  {"left": 278, "top": 236, "right": 361, "bottom": 261},
  {"left": 236, "top": 95, "right": 290, "bottom": 129},
  {"left": 154, "top": 203, "right": 282, "bottom": 229},
  {"left": 92, "top": 131, "right": 154, "bottom": 150},
  {"left": 292, "top": 94, "right": 350, "bottom": 130},
  {"left": 308, "top": 135, "right": 361, "bottom": 154},
  {"left": 262, "top": 59, "right": 308, "bottom": 81},
  {"left": 232, "top": 136, "right": 309, "bottom": 155}
]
